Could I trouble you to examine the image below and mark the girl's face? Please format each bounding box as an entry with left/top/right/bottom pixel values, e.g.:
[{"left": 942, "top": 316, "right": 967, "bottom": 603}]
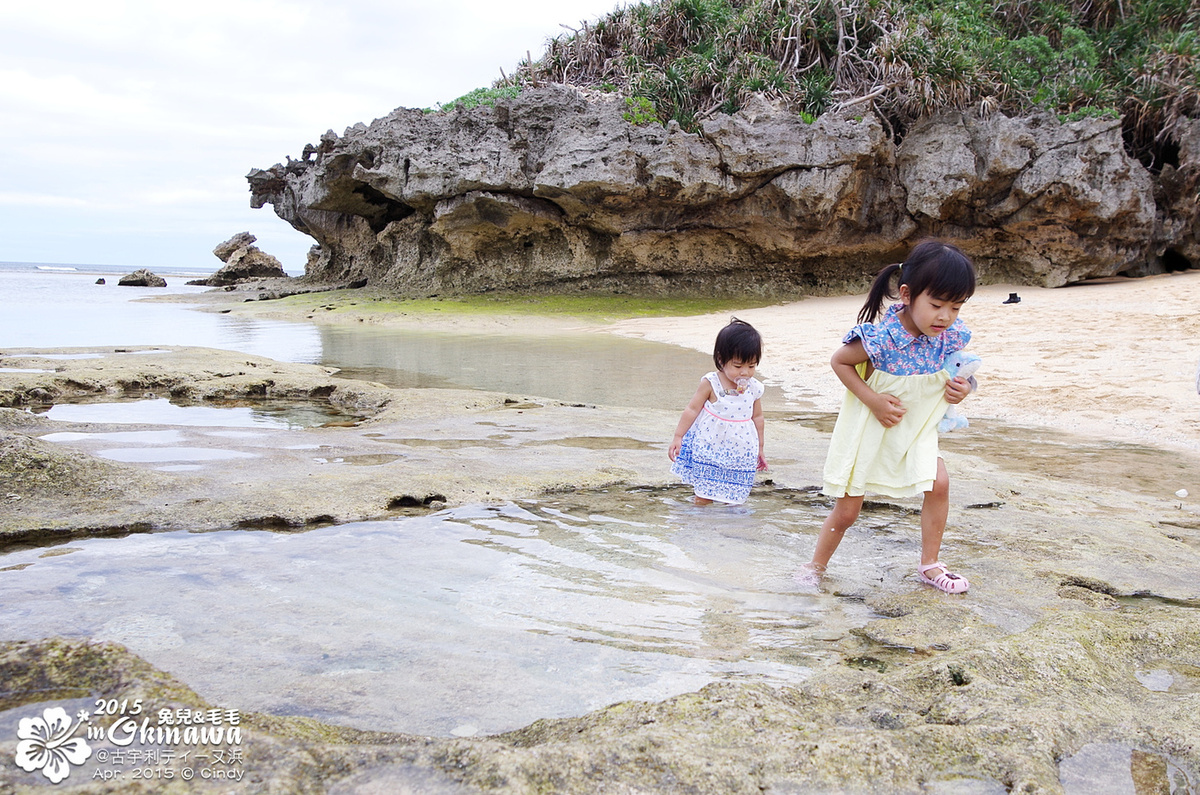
[
  {"left": 719, "top": 357, "right": 757, "bottom": 385},
  {"left": 899, "top": 285, "right": 965, "bottom": 338}
]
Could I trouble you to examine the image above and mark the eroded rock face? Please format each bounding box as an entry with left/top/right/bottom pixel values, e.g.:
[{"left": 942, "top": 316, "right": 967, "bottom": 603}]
[
  {"left": 190, "top": 231, "right": 289, "bottom": 286},
  {"left": 248, "top": 85, "right": 1194, "bottom": 294},
  {"left": 1158, "top": 116, "right": 1200, "bottom": 270},
  {"left": 117, "top": 269, "right": 167, "bottom": 287},
  {"left": 896, "top": 112, "right": 1161, "bottom": 285}
]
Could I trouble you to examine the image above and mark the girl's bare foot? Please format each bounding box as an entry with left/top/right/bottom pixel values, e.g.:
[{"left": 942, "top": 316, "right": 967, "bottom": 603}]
[
  {"left": 692, "top": 496, "right": 713, "bottom": 506},
  {"left": 797, "top": 561, "right": 826, "bottom": 586}
]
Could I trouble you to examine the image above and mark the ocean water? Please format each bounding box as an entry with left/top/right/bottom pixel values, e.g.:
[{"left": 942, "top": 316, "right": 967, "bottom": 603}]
[
  {"left": 0, "top": 261, "right": 322, "bottom": 362},
  {"left": 0, "top": 261, "right": 782, "bottom": 410}
]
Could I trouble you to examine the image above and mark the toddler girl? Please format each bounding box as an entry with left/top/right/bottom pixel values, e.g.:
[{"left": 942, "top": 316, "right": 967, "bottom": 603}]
[
  {"left": 808, "top": 240, "right": 977, "bottom": 592},
  {"left": 669, "top": 318, "right": 767, "bottom": 505}
]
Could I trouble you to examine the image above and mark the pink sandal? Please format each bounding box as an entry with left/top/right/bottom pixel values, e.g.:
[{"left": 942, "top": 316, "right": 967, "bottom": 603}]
[{"left": 918, "top": 562, "right": 969, "bottom": 594}]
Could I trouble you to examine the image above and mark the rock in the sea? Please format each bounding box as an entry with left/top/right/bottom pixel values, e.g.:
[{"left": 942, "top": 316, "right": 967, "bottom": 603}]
[
  {"left": 214, "top": 230, "right": 258, "bottom": 261},
  {"left": 247, "top": 84, "right": 1196, "bottom": 295},
  {"left": 117, "top": 269, "right": 167, "bottom": 287},
  {"left": 188, "top": 231, "right": 289, "bottom": 286}
]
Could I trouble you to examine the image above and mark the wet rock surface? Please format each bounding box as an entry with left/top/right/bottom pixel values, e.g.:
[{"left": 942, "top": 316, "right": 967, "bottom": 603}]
[
  {"left": 2, "top": 583, "right": 1197, "bottom": 792},
  {"left": 1, "top": 345, "right": 1198, "bottom": 792},
  {"left": 0, "top": 347, "right": 716, "bottom": 543}
]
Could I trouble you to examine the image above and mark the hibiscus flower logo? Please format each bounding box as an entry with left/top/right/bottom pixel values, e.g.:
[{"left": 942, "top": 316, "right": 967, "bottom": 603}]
[{"left": 14, "top": 707, "right": 92, "bottom": 784}]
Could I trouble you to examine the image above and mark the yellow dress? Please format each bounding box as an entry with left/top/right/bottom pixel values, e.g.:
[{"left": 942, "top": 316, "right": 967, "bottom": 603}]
[
  {"left": 822, "top": 364, "right": 951, "bottom": 498},
  {"left": 822, "top": 304, "right": 970, "bottom": 499}
]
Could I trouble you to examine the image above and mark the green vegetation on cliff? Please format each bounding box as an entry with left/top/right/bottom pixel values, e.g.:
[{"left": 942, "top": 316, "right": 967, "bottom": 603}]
[{"left": 493, "top": 0, "right": 1196, "bottom": 167}]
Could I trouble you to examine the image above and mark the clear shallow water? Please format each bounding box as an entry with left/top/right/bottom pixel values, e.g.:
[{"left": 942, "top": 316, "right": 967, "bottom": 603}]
[
  {"left": 32, "top": 397, "right": 363, "bottom": 429},
  {"left": 0, "top": 494, "right": 886, "bottom": 736},
  {"left": 317, "top": 325, "right": 726, "bottom": 410},
  {"left": 1059, "top": 743, "right": 1196, "bottom": 795}
]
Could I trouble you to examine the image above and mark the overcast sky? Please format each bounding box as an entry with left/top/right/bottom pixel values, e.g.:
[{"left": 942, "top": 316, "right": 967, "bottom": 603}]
[{"left": 0, "top": 0, "right": 623, "bottom": 273}]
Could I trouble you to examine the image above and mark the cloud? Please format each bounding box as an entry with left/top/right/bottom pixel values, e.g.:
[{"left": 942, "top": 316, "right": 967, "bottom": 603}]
[
  {"left": 0, "top": 192, "right": 91, "bottom": 208},
  {"left": 0, "top": 0, "right": 622, "bottom": 270}
]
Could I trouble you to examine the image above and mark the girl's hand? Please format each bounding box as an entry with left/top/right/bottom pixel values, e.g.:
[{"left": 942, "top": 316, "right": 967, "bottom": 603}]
[
  {"left": 870, "top": 393, "right": 906, "bottom": 428},
  {"left": 831, "top": 340, "right": 904, "bottom": 428},
  {"left": 757, "top": 453, "right": 768, "bottom": 472},
  {"left": 945, "top": 377, "right": 971, "bottom": 405},
  {"left": 670, "top": 378, "right": 714, "bottom": 461}
]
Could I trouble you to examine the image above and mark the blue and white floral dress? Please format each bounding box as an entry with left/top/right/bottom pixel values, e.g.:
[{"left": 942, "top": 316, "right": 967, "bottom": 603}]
[
  {"left": 671, "top": 372, "right": 764, "bottom": 505},
  {"left": 823, "top": 304, "right": 971, "bottom": 499}
]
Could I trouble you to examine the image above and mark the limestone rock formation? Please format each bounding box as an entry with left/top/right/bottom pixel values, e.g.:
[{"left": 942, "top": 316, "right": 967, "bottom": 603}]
[
  {"left": 188, "top": 231, "right": 289, "bottom": 286},
  {"left": 1157, "top": 116, "right": 1200, "bottom": 271},
  {"left": 248, "top": 85, "right": 1197, "bottom": 295},
  {"left": 117, "top": 269, "right": 167, "bottom": 287}
]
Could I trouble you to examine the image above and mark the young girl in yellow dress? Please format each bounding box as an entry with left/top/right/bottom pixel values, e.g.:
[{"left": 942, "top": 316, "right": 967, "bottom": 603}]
[{"left": 807, "top": 240, "right": 977, "bottom": 593}]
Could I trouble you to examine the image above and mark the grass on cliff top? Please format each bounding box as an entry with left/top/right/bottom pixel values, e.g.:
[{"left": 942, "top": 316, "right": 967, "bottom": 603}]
[
  {"left": 493, "top": 0, "right": 1198, "bottom": 169},
  {"left": 268, "top": 289, "right": 765, "bottom": 321}
]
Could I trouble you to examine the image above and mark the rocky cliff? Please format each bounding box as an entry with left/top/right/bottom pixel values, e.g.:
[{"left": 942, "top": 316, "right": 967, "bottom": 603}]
[
  {"left": 188, "top": 231, "right": 289, "bottom": 286},
  {"left": 248, "top": 85, "right": 1198, "bottom": 295}
]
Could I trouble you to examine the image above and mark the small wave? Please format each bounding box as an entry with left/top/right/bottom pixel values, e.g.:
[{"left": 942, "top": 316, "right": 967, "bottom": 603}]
[{"left": 36, "top": 265, "right": 78, "bottom": 272}]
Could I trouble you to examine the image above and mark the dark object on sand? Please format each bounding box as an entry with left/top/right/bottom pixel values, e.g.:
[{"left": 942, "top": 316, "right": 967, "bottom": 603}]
[
  {"left": 95, "top": 278, "right": 105, "bottom": 285},
  {"left": 1003, "top": 292, "right": 1021, "bottom": 304}
]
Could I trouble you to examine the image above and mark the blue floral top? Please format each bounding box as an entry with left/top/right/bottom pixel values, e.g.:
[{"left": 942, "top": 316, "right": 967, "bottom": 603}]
[{"left": 844, "top": 304, "right": 971, "bottom": 375}]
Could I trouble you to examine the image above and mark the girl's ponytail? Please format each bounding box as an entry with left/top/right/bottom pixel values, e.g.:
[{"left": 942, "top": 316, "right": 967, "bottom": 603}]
[
  {"left": 856, "top": 240, "right": 976, "bottom": 325},
  {"left": 857, "top": 263, "right": 901, "bottom": 324}
]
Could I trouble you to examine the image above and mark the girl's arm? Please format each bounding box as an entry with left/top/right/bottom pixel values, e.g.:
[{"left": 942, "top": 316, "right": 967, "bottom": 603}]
[
  {"left": 752, "top": 398, "right": 767, "bottom": 470},
  {"left": 668, "top": 378, "right": 714, "bottom": 460},
  {"left": 831, "top": 340, "right": 906, "bottom": 428}
]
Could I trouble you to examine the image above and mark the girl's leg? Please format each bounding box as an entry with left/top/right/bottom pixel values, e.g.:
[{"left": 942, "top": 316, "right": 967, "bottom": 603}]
[
  {"left": 808, "top": 495, "right": 864, "bottom": 570},
  {"left": 919, "top": 458, "right": 950, "bottom": 568},
  {"left": 917, "top": 458, "right": 968, "bottom": 592}
]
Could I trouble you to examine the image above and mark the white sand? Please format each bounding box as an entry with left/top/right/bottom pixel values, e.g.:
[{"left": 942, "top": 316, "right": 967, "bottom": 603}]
[{"left": 606, "top": 271, "right": 1200, "bottom": 455}]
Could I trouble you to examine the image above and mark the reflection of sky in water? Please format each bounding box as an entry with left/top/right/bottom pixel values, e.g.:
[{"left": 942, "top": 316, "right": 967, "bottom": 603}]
[
  {"left": 34, "top": 398, "right": 345, "bottom": 429},
  {"left": 0, "top": 268, "right": 320, "bottom": 362},
  {"left": 0, "top": 498, "right": 874, "bottom": 737},
  {"left": 89, "top": 447, "right": 260, "bottom": 463},
  {"left": 319, "top": 325, "right": 795, "bottom": 411},
  {"left": 40, "top": 429, "right": 187, "bottom": 444}
]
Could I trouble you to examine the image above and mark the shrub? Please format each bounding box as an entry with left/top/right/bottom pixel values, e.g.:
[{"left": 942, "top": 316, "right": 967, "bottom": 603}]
[
  {"left": 623, "top": 95, "right": 660, "bottom": 125},
  {"left": 490, "top": 0, "right": 1197, "bottom": 162},
  {"left": 439, "top": 85, "right": 522, "bottom": 112}
]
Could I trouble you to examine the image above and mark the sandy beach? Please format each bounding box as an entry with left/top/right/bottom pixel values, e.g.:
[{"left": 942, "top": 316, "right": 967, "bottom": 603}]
[{"left": 607, "top": 271, "right": 1200, "bottom": 456}]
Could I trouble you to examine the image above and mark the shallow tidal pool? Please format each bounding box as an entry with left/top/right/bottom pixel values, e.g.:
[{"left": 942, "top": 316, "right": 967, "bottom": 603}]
[
  {"left": 32, "top": 396, "right": 364, "bottom": 430},
  {"left": 0, "top": 490, "right": 919, "bottom": 737}
]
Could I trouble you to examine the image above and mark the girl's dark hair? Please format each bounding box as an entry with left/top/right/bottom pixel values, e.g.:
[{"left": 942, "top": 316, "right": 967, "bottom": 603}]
[
  {"left": 713, "top": 318, "right": 762, "bottom": 369},
  {"left": 858, "top": 240, "right": 977, "bottom": 324}
]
